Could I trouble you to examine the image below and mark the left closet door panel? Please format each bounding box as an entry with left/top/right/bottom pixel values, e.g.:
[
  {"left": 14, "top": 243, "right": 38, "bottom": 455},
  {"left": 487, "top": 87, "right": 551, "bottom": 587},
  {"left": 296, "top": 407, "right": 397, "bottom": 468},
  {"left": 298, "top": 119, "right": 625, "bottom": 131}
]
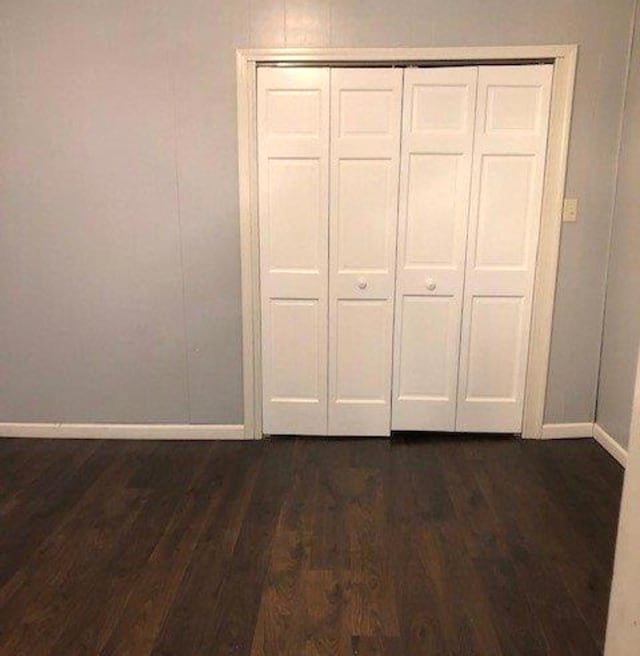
[
  {"left": 328, "top": 68, "right": 403, "bottom": 436},
  {"left": 257, "top": 68, "right": 330, "bottom": 435}
]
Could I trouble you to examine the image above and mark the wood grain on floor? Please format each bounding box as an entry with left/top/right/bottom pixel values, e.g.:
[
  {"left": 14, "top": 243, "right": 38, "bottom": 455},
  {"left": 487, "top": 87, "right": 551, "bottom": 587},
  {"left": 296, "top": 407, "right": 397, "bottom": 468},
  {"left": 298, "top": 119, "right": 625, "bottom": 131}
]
[{"left": 0, "top": 435, "right": 623, "bottom": 655}]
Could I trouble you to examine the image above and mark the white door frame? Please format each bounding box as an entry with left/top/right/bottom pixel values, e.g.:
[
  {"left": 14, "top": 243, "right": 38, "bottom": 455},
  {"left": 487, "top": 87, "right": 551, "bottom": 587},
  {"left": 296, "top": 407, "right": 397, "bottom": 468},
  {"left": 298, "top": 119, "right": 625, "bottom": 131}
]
[{"left": 236, "top": 45, "right": 578, "bottom": 440}]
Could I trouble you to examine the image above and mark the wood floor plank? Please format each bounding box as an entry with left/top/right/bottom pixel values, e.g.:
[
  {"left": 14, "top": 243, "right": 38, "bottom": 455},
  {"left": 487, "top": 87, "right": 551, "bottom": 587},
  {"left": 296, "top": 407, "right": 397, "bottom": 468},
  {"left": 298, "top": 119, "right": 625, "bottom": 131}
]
[
  {"left": 298, "top": 569, "right": 350, "bottom": 656},
  {"left": 251, "top": 442, "right": 317, "bottom": 656},
  {"left": 387, "top": 444, "right": 450, "bottom": 655},
  {"left": 343, "top": 466, "right": 399, "bottom": 640},
  {"left": 473, "top": 440, "right": 609, "bottom": 653},
  {"left": 309, "top": 441, "right": 352, "bottom": 570},
  {"left": 53, "top": 443, "right": 226, "bottom": 656},
  {"left": 99, "top": 444, "right": 241, "bottom": 656},
  {"left": 150, "top": 441, "right": 291, "bottom": 656},
  {"left": 0, "top": 452, "right": 148, "bottom": 655},
  {"left": 0, "top": 441, "right": 103, "bottom": 591},
  {"left": 511, "top": 552, "right": 601, "bottom": 656},
  {"left": 204, "top": 441, "right": 294, "bottom": 656},
  {"left": 434, "top": 521, "right": 505, "bottom": 655},
  {"left": 474, "top": 555, "right": 549, "bottom": 656},
  {"left": 146, "top": 444, "right": 261, "bottom": 655}
]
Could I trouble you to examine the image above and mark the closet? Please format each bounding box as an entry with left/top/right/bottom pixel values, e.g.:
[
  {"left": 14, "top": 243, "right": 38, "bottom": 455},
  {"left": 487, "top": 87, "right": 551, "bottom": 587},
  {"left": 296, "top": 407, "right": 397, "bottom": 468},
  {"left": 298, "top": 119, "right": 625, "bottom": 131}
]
[{"left": 257, "top": 63, "right": 553, "bottom": 437}]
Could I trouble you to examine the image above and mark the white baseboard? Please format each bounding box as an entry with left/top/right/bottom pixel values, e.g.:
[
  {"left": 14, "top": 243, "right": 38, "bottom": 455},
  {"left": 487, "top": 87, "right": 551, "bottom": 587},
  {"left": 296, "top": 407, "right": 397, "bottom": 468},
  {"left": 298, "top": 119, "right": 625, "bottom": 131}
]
[
  {"left": 541, "top": 422, "right": 594, "bottom": 439},
  {"left": 592, "top": 423, "right": 628, "bottom": 467},
  {"left": 0, "top": 422, "right": 247, "bottom": 441}
]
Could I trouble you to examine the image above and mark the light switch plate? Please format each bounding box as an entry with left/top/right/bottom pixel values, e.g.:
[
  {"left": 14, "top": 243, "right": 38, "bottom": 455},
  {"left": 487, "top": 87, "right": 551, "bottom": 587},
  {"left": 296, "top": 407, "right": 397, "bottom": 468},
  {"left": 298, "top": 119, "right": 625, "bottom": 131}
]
[{"left": 563, "top": 197, "right": 578, "bottom": 222}]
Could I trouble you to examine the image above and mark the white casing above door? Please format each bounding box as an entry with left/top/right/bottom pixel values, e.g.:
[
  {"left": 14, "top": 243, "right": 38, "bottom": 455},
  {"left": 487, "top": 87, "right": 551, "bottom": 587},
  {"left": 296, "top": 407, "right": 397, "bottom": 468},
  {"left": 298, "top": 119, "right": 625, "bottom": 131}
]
[
  {"left": 456, "top": 64, "right": 553, "bottom": 433},
  {"left": 392, "top": 67, "right": 478, "bottom": 432},
  {"left": 257, "top": 67, "right": 330, "bottom": 435},
  {"left": 328, "top": 68, "right": 403, "bottom": 436}
]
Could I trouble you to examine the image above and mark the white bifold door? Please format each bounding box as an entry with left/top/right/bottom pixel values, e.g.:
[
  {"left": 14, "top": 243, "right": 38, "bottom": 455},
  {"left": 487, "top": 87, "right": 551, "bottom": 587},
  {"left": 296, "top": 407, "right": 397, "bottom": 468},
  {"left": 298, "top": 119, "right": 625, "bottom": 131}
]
[
  {"left": 258, "top": 63, "right": 552, "bottom": 437},
  {"left": 258, "top": 67, "right": 402, "bottom": 436},
  {"left": 392, "top": 64, "right": 552, "bottom": 433}
]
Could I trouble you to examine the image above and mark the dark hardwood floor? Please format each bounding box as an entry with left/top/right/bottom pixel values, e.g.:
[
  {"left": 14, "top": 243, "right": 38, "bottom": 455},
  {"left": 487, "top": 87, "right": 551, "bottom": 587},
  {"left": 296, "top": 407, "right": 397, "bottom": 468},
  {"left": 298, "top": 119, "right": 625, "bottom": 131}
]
[{"left": 0, "top": 435, "right": 623, "bottom": 655}]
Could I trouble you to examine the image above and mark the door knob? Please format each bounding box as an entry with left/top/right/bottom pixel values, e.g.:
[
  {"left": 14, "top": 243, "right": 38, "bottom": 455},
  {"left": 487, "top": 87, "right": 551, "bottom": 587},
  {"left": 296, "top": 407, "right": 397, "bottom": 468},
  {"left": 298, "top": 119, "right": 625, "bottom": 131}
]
[
  {"left": 357, "top": 277, "right": 368, "bottom": 290},
  {"left": 425, "top": 278, "right": 437, "bottom": 291}
]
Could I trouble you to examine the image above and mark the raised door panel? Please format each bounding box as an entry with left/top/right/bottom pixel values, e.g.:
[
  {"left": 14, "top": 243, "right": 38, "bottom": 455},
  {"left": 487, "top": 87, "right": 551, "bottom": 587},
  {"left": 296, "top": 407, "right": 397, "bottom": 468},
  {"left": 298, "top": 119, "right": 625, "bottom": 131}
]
[
  {"left": 336, "top": 159, "right": 391, "bottom": 270},
  {"left": 329, "top": 68, "right": 403, "bottom": 436},
  {"left": 474, "top": 155, "right": 536, "bottom": 270},
  {"left": 484, "top": 84, "right": 546, "bottom": 135},
  {"left": 265, "top": 89, "right": 322, "bottom": 135},
  {"left": 456, "top": 65, "right": 553, "bottom": 433},
  {"left": 269, "top": 300, "right": 321, "bottom": 400},
  {"left": 464, "top": 297, "right": 524, "bottom": 401},
  {"left": 392, "top": 67, "right": 478, "bottom": 432},
  {"left": 266, "top": 158, "right": 323, "bottom": 271},
  {"left": 396, "top": 295, "right": 457, "bottom": 400},
  {"left": 405, "top": 154, "right": 461, "bottom": 267},
  {"left": 257, "top": 67, "right": 330, "bottom": 435},
  {"left": 339, "top": 90, "right": 394, "bottom": 135},
  {"left": 336, "top": 300, "right": 388, "bottom": 400}
]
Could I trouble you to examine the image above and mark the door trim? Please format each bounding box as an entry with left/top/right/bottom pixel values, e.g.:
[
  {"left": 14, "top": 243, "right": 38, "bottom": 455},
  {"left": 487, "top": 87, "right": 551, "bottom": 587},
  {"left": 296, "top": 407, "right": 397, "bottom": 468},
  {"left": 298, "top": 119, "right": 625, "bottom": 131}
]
[{"left": 236, "top": 45, "right": 578, "bottom": 440}]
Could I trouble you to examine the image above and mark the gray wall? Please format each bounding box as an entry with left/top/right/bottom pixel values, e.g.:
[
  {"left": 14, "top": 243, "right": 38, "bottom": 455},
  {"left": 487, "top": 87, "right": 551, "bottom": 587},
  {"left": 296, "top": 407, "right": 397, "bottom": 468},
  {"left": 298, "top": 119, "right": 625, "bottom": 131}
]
[
  {"left": 597, "top": 3, "right": 640, "bottom": 450},
  {"left": 0, "top": 0, "right": 635, "bottom": 426}
]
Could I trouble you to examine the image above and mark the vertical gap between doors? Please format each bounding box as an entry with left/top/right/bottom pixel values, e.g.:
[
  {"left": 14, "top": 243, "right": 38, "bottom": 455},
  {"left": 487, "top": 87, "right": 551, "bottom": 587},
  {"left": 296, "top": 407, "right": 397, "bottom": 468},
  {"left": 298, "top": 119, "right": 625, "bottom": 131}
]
[
  {"left": 452, "top": 66, "right": 482, "bottom": 433},
  {"left": 326, "top": 67, "right": 332, "bottom": 435},
  {"left": 389, "top": 68, "right": 407, "bottom": 437}
]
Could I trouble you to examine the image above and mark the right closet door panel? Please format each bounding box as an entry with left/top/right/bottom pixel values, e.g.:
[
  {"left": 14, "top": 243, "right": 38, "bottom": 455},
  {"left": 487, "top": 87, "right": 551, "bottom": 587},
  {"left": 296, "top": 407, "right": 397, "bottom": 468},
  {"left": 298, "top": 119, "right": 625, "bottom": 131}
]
[
  {"left": 392, "top": 67, "right": 478, "bottom": 431},
  {"left": 456, "top": 64, "right": 553, "bottom": 432}
]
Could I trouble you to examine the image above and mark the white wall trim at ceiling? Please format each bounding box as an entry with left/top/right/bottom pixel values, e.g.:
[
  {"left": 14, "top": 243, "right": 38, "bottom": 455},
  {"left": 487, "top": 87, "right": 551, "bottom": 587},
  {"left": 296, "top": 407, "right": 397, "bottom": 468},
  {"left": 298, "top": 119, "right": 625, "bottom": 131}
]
[
  {"left": 237, "top": 45, "right": 579, "bottom": 440},
  {"left": 0, "top": 423, "right": 248, "bottom": 441},
  {"left": 593, "top": 422, "right": 628, "bottom": 467},
  {"left": 541, "top": 422, "right": 594, "bottom": 439}
]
